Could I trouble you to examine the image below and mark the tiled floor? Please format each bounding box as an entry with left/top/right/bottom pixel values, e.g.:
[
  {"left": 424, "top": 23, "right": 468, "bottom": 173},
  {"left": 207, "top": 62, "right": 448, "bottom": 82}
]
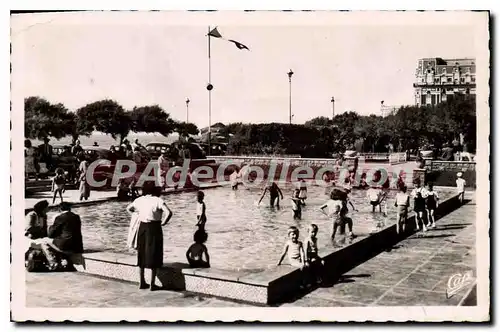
[{"left": 25, "top": 195, "right": 476, "bottom": 308}]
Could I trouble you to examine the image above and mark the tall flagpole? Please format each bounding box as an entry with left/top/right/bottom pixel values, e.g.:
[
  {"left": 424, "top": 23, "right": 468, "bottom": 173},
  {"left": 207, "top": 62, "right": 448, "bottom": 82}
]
[{"left": 207, "top": 26, "right": 212, "bottom": 156}]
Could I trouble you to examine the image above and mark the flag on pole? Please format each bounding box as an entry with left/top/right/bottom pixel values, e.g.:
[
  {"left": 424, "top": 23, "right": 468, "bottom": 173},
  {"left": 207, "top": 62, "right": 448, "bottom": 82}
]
[{"left": 208, "top": 27, "right": 249, "bottom": 50}]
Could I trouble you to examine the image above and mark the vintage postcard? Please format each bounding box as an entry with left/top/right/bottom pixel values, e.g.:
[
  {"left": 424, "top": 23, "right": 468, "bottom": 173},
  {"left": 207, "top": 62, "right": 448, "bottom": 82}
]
[{"left": 10, "top": 10, "right": 490, "bottom": 322}]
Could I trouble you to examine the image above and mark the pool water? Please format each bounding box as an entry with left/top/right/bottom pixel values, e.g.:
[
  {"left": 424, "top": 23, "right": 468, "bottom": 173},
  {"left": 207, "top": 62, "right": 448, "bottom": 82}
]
[{"left": 46, "top": 183, "right": 454, "bottom": 271}]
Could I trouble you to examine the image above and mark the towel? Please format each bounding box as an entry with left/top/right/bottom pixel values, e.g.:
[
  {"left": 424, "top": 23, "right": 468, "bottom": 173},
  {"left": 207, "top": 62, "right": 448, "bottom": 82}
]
[{"left": 126, "top": 213, "right": 140, "bottom": 250}]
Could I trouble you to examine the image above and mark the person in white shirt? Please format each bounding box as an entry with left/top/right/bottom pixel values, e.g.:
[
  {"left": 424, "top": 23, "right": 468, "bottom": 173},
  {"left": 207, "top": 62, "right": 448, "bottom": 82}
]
[
  {"left": 411, "top": 180, "right": 429, "bottom": 232},
  {"left": 157, "top": 151, "right": 169, "bottom": 188},
  {"left": 456, "top": 172, "right": 466, "bottom": 203},
  {"left": 366, "top": 186, "right": 387, "bottom": 214},
  {"left": 296, "top": 179, "right": 308, "bottom": 206},
  {"left": 230, "top": 168, "right": 241, "bottom": 190},
  {"left": 126, "top": 182, "right": 173, "bottom": 291},
  {"left": 394, "top": 185, "right": 410, "bottom": 234},
  {"left": 196, "top": 191, "right": 207, "bottom": 229}
]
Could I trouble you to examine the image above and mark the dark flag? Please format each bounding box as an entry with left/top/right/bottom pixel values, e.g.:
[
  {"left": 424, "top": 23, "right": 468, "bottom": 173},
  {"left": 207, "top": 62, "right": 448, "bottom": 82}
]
[
  {"left": 208, "top": 27, "right": 249, "bottom": 50},
  {"left": 208, "top": 27, "right": 222, "bottom": 38},
  {"left": 229, "top": 39, "right": 249, "bottom": 50}
]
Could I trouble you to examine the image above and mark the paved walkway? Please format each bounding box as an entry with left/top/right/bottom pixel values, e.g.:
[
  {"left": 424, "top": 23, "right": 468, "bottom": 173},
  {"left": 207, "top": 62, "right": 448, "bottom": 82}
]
[{"left": 25, "top": 193, "right": 476, "bottom": 308}]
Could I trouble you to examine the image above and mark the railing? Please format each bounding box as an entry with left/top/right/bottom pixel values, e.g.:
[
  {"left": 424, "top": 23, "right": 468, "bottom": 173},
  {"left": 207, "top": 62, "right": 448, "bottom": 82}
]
[{"left": 358, "top": 153, "right": 390, "bottom": 162}]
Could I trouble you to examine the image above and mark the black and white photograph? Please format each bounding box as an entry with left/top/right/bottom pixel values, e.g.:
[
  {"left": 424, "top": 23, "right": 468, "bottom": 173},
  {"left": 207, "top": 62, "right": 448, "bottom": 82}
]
[{"left": 10, "top": 10, "right": 490, "bottom": 322}]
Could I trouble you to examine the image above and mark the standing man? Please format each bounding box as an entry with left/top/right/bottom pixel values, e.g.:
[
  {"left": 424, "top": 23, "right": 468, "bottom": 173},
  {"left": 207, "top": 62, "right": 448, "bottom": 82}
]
[
  {"left": 38, "top": 138, "right": 54, "bottom": 171},
  {"left": 71, "top": 139, "right": 83, "bottom": 157}
]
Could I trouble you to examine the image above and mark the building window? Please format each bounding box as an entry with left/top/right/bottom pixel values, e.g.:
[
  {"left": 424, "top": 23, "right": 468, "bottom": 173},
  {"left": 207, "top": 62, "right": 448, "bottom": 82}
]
[
  {"left": 471, "top": 76, "right": 476, "bottom": 82},
  {"left": 442, "top": 68, "right": 447, "bottom": 74},
  {"left": 421, "top": 95, "right": 426, "bottom": 105},
  {"left": 466, "top": 88, "right": 470, "bottom": 95},
  {"left": 447, "top": 77, "right": 452, "bottom": 83},
  {"left": 434, "top": 77, "right": 440, "bottom": 83},
  {"left": 431, "top": 94, "right": 436, "bottom": 105},
  {"left": 461, "top": 77, "right": 465, "bottom": 83}
]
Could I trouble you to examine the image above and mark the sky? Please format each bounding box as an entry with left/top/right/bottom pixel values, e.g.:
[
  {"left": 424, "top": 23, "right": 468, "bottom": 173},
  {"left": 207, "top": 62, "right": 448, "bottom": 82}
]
[{"left": 11, "top": 11, "right": 482, "bottom": 129}]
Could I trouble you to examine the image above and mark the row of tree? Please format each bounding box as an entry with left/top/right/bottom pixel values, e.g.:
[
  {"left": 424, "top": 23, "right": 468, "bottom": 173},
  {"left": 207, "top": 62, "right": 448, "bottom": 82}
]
[
  {"left": 25, "top": 94, "right": 476, "bottom": 158},
  {"left": 217, "top": 94, "right": 476, "bottom": 157},
  {"left": 24, "top": 97, "right": 199, "bottom": 144}
]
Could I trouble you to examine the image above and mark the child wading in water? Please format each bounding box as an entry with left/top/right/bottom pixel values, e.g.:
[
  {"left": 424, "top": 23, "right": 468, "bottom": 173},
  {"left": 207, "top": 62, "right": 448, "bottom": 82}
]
[
  {"left": 291, "top": 189, "right": 302, "bottom": 220},
  {"left": 296, "top": 179, "right": 308, "bottom": 206},
  {"left": 426, "top": 183, "right": 439, "bottom": 229},
  {"left": 305, "top": 224, "right": 325, "bottom": 284},
  {"left": 51, "top": 168, "right": 66, "bottom": 204},
  {"left": 186, "top": 229, "right": 210, "bottom": 268},
  {"left": 196, "top": 191, "right": 207, "bottom": 230},
  {"left": 320, "top": 193, "right": 345, "bottom": 247},
  {"left": 395, "top": 185, "right": 410, "bottom": 234}
]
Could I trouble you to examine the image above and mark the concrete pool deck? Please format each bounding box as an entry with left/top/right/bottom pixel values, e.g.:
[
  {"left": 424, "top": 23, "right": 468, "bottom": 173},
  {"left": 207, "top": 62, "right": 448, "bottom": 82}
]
[{"left": 25, "top": 192, "right": 476, "bottom": 308}]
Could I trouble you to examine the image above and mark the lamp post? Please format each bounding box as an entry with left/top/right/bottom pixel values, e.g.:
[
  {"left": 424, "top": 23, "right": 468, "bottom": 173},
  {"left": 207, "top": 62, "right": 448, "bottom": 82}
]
[
  {"left": 287, "top": 69, "right": 294, "bottom": 124},
  {"left": 331, "top": 96, "right": 335, "bottom": 120},
  {"left": 185, "top": 98, "right": 190, "bottom": 123}
]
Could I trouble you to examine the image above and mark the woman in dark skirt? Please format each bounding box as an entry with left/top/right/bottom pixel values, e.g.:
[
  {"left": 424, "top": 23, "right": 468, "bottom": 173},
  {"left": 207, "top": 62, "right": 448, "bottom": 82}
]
[{"left": 126, "top": 182, "right": 173, "bottom": 291}]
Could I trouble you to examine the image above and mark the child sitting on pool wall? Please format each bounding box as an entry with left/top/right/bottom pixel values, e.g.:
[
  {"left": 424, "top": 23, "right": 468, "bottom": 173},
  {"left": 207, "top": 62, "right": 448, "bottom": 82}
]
[
  {"left": 305, "top": 224, "right": 325, "bottom": 284},
  {"left": 186, "top": 229, "right": 210, "bottom": 268},
  {"left": 196, "top": 191, "right": 207, "bottom": 229},
  {"left": 291, "top": 189, "right": 302, "bottom": 220},
  {"left": 277, "top": 227, "right": 307, "bottom": 270}
]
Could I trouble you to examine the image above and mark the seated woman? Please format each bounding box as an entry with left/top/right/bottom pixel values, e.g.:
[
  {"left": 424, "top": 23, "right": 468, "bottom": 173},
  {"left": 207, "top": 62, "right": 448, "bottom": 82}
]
[{"left": 186, "top": 229, "right": 210, "bottom": 268}]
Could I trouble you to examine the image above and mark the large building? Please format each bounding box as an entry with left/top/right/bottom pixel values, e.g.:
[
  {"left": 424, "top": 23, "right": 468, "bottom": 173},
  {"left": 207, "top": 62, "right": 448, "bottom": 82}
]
[{"left": 413, "top": 58, "right": 476, "bottom": 106}]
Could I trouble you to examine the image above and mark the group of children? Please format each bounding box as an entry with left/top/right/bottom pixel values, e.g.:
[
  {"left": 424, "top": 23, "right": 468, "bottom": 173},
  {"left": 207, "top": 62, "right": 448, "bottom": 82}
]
[
  {"left": 183, "top": 172, "right": 467, "bottom": 280},
  {"left": 277, "top": 224, "right": 325, "bottom": 286}
]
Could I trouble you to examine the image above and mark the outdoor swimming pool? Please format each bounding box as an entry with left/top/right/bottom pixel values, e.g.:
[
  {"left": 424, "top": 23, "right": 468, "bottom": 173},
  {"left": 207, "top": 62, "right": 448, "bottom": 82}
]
[{"left": 46, "top": 183, "right": 455, "bottom": 271}]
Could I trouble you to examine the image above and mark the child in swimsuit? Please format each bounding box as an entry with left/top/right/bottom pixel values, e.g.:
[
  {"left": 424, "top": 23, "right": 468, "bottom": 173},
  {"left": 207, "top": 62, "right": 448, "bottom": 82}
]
[
  {"left": 305, "top": 224, "right": 325, "bottom": 284},
  {"left": 320, "top": 196, "right": 344, "bottom": 246},
  {"left": 186, "top": 229, "right": 210, "bottom": 268},
  {"left": 291, "top": 189, "right": 302, "bottom": 220},
  {"left": 196, "top": 191, "right": 207, "bottom": 229},
  {"left": 298, "top": 179, "right": 308, "bottom": 206},
  {"left": 426, "top": 183, "right": 439, "bottom": 229},
  {"left": 51, "top": 168, "right": 66, "bottom": 204},
  {"left": 411, "top": 180, "right": 428, "bottom": 232},
  {"left": 277, "top": 226, "right": 306, "bottom": 270},
  {"left": 258, "top": 182, "right": 284, "bottom": 208},
  {"left": 395, "top": 185, "right": 410, "bottom": 234}
]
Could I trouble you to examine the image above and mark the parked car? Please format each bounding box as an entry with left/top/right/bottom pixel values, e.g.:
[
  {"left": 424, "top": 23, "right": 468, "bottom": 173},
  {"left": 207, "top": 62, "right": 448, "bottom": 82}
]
[
  {"left": 145, "top": 142, "right": 171, "bottom": 160},
  {"left": 51, "top": 144, "right": 78, "bottom": 175},
  {"left": 82, "top": 146, "right": 117, "bottom": 163},
  {"left": 171, "top": 142, "right": 206, "bottom": 160}
]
